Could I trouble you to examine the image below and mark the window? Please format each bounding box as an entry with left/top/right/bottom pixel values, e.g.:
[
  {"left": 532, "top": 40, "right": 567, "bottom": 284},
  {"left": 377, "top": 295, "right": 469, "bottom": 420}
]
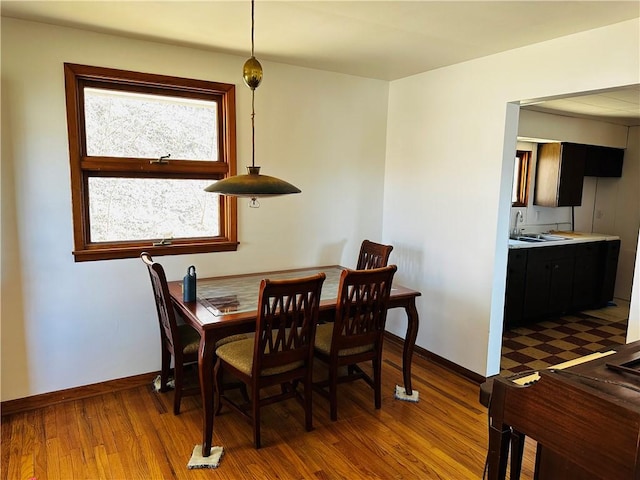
[
  {"left": 64, "top": 64, "right": 238, "bottom": 261},
  {"left": 511, "top": 150, "right": 531, "bottom": 207}
]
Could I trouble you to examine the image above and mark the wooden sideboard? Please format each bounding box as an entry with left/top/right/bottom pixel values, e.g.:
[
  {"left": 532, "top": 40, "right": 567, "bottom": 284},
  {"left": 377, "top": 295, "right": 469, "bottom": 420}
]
[{"left": 484, "top": 341, "right": 640, "bottom": 479}]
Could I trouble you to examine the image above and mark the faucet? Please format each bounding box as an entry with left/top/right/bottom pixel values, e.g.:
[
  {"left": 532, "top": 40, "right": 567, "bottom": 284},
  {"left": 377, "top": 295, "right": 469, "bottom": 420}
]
[{"left": 511, "top": 210, "right": 523, "bottom": 237}]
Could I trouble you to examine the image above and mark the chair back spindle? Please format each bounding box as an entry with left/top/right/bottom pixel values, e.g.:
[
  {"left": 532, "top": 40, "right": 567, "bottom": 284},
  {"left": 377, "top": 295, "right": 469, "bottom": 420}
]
[{"left": 357, "top": 239, "right": 393, "bottom": 270}]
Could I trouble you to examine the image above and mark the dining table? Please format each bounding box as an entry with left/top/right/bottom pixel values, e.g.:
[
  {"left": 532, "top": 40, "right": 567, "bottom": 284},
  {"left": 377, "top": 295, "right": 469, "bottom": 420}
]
[{"left": 168, "top": 265, "right": 421, "bottom": 457}]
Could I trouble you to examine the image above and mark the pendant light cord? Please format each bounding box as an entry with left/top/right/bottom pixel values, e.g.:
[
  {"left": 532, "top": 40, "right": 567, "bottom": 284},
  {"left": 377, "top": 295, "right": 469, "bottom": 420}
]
[
  {"left": 250, "top": 0, "right": 256, "bottom": 169},
  {"left": 251, "top": 90, "right": 256, "bottom": 168},
  {"left": 250, "top": 0, "right": 255, "bottom": 58}
]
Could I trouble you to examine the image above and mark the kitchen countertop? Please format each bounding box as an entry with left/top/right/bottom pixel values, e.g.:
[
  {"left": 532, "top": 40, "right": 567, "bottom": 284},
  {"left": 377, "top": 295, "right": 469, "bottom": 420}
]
[{"left": 508, "top": 231, "right": 620, "bottom": 249}]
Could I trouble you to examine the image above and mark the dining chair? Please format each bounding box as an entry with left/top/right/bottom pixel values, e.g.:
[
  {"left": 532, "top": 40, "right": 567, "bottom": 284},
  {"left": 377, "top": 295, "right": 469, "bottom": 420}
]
[
  {"left": 313, "top": 265, "right": 397, "bottom": 421},
  {"left": 213, "top": 272, "right": 326, "bottom": 448},
  {"left": 357, "top": 239, "right": 393, "bottom": 270},
  {"left": 141, "top": 252, "right": 200, "bottom": 415}
]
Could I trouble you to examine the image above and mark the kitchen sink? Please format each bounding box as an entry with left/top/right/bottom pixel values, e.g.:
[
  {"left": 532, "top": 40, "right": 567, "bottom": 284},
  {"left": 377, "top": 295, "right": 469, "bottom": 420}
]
[
  {"left": 510, "top": 235, "right": 545, "bottom": 242},
  {"left": 510, "top": 233, "right": 573, "bottom": 243}
]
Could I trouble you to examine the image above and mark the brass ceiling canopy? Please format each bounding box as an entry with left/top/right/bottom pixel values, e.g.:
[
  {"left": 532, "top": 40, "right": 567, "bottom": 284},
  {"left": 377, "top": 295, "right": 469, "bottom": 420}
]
[{"left": 205, "top": 0, "right": 301, "bottom": 208}]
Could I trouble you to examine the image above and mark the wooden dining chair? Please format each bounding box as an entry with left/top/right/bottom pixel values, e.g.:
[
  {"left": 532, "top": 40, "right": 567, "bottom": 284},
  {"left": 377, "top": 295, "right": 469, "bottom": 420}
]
[
  {"left": 214, "top": 273, "right": 326, "bottom": 448},
  {"left": 357, "top": 239, "right": 393, "bottom": 270},
  {"left": 141, "top": 252, "right": 200, "bottom": 415},
  {"left": 313, "top": 265, "right": 397, "bottom": 421}
]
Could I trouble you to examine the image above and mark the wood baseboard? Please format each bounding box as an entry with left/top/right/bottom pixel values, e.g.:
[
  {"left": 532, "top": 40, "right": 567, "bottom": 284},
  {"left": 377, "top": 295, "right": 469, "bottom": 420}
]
[
  {"left": 3, "top": 336, "right": 485, "bottom": 417},
  {"left": 1, "top": 372, "right": 159, "bottom": 417},
  {"left": 384, "top": 331, "right": 486, "bottom": 385}
]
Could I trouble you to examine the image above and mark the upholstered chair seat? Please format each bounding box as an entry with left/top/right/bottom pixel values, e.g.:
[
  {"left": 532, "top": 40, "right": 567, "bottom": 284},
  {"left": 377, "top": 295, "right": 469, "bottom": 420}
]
[
  {"left": 178, "top": 327, "right": 250, "bottom": 356},
  {"left": 314, "top": 323, "right": 373, "bottom": 357},
  {"left": 179, "top": 325, "right": 201, "bottom": 355},
  {"left": 215, "top": 332, "right": 253, "bottom": 349},
  {"left": 216, "top": 334, "right": 304, "bottom": 377}
]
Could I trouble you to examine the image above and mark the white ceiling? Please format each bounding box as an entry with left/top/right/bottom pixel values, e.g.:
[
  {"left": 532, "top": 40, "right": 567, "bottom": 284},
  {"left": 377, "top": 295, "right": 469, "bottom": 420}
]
[
  {"left": 521, "top": 85, "right": 640, "bottom": 127},
  {"left": 2, "top": 0, "right": 640, "bottom": 124}
]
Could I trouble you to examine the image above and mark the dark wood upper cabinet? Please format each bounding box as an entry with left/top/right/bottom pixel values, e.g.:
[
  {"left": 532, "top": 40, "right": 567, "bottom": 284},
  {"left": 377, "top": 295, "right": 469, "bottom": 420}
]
[
  {"left": 534, "top": 142, "right": 586, "bottom": 207},
  {"left": 584, "top": 145, "right": 624, "bottom": 177}
]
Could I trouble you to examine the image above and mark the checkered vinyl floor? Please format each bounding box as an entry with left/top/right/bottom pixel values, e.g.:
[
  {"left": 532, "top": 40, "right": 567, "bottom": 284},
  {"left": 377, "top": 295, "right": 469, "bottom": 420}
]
[{"left": 500, "top": 300, "right": 629, "bottom": 376}]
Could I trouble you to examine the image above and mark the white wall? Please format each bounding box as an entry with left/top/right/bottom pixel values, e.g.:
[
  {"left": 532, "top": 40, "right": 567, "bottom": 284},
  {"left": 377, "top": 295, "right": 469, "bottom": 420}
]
[
  {"left": 608, "top": 126, "right": 640, "bottom": 302},
  {"left": 384, "top": 19, "right": 640, "bottom": 377},
  {"left": 1, "top": 18, "right": 389, "bottom": 401}
]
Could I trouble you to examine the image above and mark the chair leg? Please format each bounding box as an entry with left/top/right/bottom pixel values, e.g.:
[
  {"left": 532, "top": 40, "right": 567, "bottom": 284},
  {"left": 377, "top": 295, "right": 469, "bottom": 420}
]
[
  {"left": 329, "top": 363, "right": 338, "bottom": 421},
  {"left": 373, "top": 357, "right": 382, "bottom": 410},
  {"left": 252, "top": 388, "right": 261, "bottom": 449},
  {"left": 304, "top": 375, "right": 313, "bottom": 432},
  {"left": 173, "top": 362, "right": 183, "bottom": 415},
  {"left": 160, "top": 348, "right": 171, "bottom": 392},
  {"left": 240, "top": 384, "right": 250, "bottom": 403}
]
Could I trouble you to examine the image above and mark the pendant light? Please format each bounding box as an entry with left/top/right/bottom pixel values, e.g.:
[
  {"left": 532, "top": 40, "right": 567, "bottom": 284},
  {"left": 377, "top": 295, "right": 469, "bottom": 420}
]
[{"left": 205, "top": 0, "right": 301, "bottom": 208}]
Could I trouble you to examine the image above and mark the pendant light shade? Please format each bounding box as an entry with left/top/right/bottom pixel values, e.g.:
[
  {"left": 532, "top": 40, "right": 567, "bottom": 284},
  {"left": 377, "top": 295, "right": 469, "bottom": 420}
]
[
  {"left": 204, "top": 0, "right": 301, "bottom": 205},
  {"left": 205, "top": 166, "right": 301, "bottom": 197}
]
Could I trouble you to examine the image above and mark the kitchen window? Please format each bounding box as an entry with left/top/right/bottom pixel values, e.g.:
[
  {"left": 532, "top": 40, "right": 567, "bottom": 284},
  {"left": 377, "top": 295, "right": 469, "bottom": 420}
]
[
  {"left": 512, "top": 150, "right": 531, "bottom": 207},
  {"left": 64, "top": 64, "right": 238, "bottom": 262}
]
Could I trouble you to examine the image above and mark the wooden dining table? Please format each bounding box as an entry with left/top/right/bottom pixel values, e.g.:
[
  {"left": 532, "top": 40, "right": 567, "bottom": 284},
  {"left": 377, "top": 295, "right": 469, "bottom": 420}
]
[{"left": 168, "top": 265, "right": 421, "bottom": 457}]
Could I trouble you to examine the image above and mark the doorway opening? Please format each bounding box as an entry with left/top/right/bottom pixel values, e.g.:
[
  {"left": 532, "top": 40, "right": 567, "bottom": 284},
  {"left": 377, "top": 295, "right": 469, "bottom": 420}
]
[{"left": 497, "top": 86, "right": 639, "bottom": 376}]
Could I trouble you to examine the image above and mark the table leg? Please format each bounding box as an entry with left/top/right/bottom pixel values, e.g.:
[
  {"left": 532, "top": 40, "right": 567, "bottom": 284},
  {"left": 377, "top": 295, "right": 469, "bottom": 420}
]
[
  {"left": 488, "top": 422, "right": 510, "bottom": 480},
  {"left": 510, "top": 429, "right": 525, "bottom": 480},
  {"left": 487, "top": 381, "right": 509, "bottom": 480},
  {"left": 402, "top": 298, "right": 419, "bottom": 395},
  {"left": 198, "top": 331, "right": 216, "bottom": 457}
]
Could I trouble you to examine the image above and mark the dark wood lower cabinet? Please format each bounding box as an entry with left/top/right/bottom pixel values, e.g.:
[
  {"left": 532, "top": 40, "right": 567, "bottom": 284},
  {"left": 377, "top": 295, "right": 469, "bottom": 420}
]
[
  {"left": 504, "top": 250, "right": 527, "bottom": 327},
  {"left": 599, "top": 239, "right": 621, "bottom": 306},
  {"left": 547, "top": 255, "right": 575, "bottom": 314},
  {"left": 520, "top": 250, "right": 550, "bottom": 321},
  {"left": 505, "top": 240, "right": 619, "bottom": 328},
  {"left": 522, "top": 245, "right": 575, "bottom": 323},
  {"left": 571, "top": 241, "right": 604, "bottom": 311}
]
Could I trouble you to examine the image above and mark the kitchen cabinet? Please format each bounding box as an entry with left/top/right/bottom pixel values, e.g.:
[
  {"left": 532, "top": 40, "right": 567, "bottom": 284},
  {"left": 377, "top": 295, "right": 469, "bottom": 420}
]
[
  {"left": 598, "top": 239, "right": 621, "bottom": 306},
  {"left": 504, "top": 239, "right": 620, "bottom": 328},
  {"left": 504, "top": 249, "right": 527, "bottom": 328},
  {"left": 584, "top": 145, "right": 624, "bottom": 177},
  {"left": 571, "top": 241, "right": 604, "bottom": 311},
  {"left": 522, "top": 245, "right": 575, "bottom": 322},
  {"left": 534, "top": 142, "right": 586, "bottom": 207}
]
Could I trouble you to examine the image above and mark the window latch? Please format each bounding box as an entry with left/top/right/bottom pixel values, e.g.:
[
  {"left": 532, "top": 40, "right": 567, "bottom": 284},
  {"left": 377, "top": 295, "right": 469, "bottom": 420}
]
[
  {"left": 150, "top": 153, "right": 171, "bottom": 165},
  {"left": 153, "top": 237, "right": 172, "bottom": 246}
]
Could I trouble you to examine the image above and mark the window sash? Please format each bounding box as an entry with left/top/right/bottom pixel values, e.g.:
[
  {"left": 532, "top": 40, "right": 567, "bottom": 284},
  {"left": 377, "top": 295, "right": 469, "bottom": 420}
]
[
  {"left": 83, "top": 86, "right": 221, "bottom": 161},
  {"left": 64, "top": 63, "right": 238, "bottom": 261},
  {"left": 512, "top": 150, "right": 531, "bottom": 207}
]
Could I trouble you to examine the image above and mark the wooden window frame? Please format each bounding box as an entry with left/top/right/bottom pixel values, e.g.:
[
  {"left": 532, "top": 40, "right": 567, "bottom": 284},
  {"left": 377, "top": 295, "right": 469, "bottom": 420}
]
[
  {"left": 512, "top": 150, "right": 531, "bottom": 207},
  {"left": 64, "top": 63, "right": 238, "bottom": 262}
]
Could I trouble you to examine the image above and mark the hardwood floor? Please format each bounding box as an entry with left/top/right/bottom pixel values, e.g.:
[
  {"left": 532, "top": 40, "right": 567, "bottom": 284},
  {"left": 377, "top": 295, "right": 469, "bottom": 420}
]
[{"left": 2, "top": 341, "right": 537, "bottom": 479}]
